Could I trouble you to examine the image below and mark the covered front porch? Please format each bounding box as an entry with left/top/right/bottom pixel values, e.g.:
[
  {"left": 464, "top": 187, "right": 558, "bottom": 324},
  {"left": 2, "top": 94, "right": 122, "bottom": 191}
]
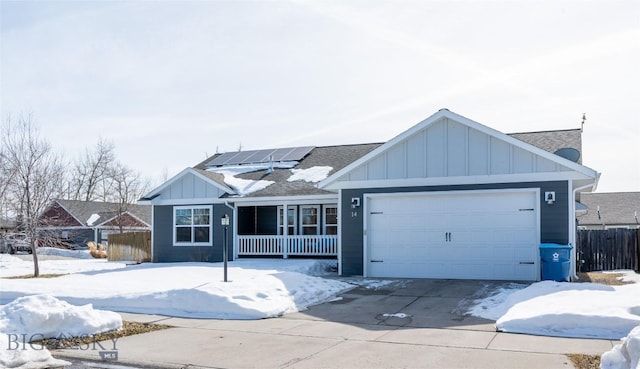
[{"left": 234, "top": 200, "right": 338, "bottom": 258}]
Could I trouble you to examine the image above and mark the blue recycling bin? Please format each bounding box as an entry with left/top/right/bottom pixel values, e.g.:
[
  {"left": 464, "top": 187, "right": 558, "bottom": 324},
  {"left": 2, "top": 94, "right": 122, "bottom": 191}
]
[{"left": 540, "top": 243, "right": 573, "bottom": 282}]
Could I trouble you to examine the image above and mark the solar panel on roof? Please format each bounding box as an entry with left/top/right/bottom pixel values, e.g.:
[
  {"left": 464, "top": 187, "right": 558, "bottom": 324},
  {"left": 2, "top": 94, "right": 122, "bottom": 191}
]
[
  {"left": 281, "top": 146, "right": 314, "bottom": 161},
  {"left": 206, "top": 146, "right": 315, "bottom": 167},
  {"left": 207, "top": 152, "right": 239, "bottom": 166},
  {"left": 270, "top": 147, "right": 297, "bottom": 162},
  {"left": 243, "top": 149, "right": 274, "bottom": 163}
]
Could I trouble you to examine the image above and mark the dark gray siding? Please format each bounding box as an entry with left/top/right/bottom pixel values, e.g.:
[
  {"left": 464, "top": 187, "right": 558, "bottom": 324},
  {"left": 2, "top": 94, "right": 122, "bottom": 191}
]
[
  {"left": 341, "top": 181, "right": 569, "bottom": 276},
  {"left": 153, "top": 204, "right": 234, "bottom": 263}
]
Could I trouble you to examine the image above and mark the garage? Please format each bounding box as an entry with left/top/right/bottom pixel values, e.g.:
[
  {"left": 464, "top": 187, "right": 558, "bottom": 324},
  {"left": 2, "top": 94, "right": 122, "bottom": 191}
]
[{"left": 365, "top": 190, "right": 540, "bottom": 281}]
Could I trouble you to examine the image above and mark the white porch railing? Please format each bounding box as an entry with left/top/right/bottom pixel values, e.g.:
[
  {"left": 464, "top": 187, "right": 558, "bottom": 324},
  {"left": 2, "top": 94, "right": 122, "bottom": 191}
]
[{"left": 238, "top": 235, "right": 337, "bottom": 257}]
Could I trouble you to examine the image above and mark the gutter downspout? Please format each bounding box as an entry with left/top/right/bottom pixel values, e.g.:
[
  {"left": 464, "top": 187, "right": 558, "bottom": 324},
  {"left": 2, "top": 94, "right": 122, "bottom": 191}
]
[{"left": 571, "top": 178, "right": 599, "bottom": 280}]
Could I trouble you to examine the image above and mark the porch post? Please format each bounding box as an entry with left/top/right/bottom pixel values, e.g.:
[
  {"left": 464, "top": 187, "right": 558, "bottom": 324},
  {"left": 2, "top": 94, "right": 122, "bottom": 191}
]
[{"left": 283, "top": 203, "right": 288, "bottom": 259}]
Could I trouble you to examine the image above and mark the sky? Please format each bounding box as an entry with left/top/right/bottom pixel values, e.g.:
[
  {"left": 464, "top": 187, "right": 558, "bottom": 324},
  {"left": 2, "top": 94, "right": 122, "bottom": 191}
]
[
  {"left": 1, "top": 251, "right": 639, "bottom": 367},
  {"left": 1, "top": 0, "right": 639, "bottom": 192}
]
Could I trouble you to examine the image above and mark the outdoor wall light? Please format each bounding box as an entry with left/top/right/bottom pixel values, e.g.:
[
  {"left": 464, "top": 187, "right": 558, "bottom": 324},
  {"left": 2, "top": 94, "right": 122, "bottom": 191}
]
[
  {"left": 351, "top": 197, "right": 360, "bottom": 208},
  {"left": 545, "top": 192, "right": 555, "bottom": 204}
]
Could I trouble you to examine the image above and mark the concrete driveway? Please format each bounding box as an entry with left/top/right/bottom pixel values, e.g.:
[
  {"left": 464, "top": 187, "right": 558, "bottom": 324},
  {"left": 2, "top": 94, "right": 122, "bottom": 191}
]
[{"left": 55, "top": 278, "right": 616, "bottom": 369}]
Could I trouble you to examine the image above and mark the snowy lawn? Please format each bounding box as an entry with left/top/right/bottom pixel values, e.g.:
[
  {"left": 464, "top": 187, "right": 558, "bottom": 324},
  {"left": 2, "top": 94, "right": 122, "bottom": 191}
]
[
  {"left": 1, "top": 253, "right": 353, "bottom": 319},
  {"left": 469, "top": 271, "right": 640, "bottom": 369},
  {"left": 2, "top": 249, "right": 639, "bottom": 369}
]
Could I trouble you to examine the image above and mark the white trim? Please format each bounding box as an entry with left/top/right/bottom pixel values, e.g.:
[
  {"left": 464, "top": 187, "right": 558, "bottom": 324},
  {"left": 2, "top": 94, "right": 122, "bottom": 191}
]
[
  {"left": 362, "top": 188, "right": 541, "bottom": 279},
  {"left": 337, "top": 190, "right": 343, "bottom": 276},
  {"left": 323, "top": 205, "right": 338, "bottom": 235},
  {"left": 277, "top": 205, "right": 298, "bottom": 236},
  {"left": 231, "top": 194, "right": 338, "bottom": 205},
  {"left": 319, "top": 109, "right": 599, "bottom": 189},
  {"left": 141, "top": 168, "right": 235, "bottom": 203},
  {"left": 300, "top": 205, "right": 320, "bottom": 235},
  {"left": 150, "top": 205, "right": 155, "bottom": 262},
  {"left": 172, "top": 205, "right": 214, "bottom": 246},
  {"left": 324, "top": 171, "right": 593, "bottom": 191},
  {"left": 153, "top": 194, "right": 339, "bottom": 207},
  {"left": 148, "top": 198, "right": 232, "bottom": 206}
]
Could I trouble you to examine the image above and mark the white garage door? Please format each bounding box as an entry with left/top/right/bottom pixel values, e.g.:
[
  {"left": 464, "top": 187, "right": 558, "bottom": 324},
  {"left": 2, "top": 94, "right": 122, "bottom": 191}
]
[{"left": 366, "top": 190, "right": 539, "bottom": 281}]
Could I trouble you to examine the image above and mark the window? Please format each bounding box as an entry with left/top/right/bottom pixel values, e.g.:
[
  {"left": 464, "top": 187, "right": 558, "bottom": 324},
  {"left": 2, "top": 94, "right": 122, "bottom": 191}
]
[
  {"left": 174, "top": 206, "right": 212, "bottom": 246},
  {"left": 324, "top": 206, "right": 338, "bottom": 235},
  {"left": 278, "top": 206, "right": 297, "bottom": 235},
  {"left": 300, "top": 206, "right": 320, "bottom": 235}
]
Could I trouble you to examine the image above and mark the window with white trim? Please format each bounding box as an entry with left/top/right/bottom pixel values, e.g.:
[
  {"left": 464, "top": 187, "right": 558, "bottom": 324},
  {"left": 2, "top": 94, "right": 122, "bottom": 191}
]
[
  {"left": 300, "top": 205, "right": 320, "bottom": 235},
  {"left": 174, "top": 206, "right": 213, "bottom": 246},
  {"left": 278, "top": 206, "right": 297, "bottom": 235},
  {"left": 323, "top": 206, "right": 338, "bottom": 235}
]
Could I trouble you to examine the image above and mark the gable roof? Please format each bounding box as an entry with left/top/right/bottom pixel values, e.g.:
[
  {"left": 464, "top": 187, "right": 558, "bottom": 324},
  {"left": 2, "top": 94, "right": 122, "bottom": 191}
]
[
  {"left": 140, "top": 167, "right": 236, "bottom": 202},
  {"left": 198, "top": 143, "right": 382, "bottom": 198},
  {"left": 319, "top": 109, "right": 598, "bottom": 190},
  {"left": 577, "top": 192, "right": 640, "bottom": 226},
  {"left": 143, "top": 109, "right": 598, "bottom": 202},
  {"left": 44, "top": 199, "right": 152, "bottom": 227},
  {"left": 509, "top": 129, "right": 582, "bottom": 163}
]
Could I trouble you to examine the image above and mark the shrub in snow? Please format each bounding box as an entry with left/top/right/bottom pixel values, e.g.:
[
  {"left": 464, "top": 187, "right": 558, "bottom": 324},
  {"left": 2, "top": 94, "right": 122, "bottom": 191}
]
[{"left": 601, "top": 325, "right": 640, "bottom": 369}]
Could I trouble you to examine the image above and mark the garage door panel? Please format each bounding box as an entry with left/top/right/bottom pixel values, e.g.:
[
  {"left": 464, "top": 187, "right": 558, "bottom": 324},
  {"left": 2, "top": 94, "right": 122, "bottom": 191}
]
[{"left": 367, "top": 191, "right": 539, "bottom": 281}]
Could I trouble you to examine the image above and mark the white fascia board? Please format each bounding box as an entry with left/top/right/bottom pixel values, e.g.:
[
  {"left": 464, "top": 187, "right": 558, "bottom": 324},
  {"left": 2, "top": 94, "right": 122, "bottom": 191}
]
[
  {"left": 150, "top": 194, "right": 339, "bottom": 207},
  {"left": 323, "top": 171, "right": 594, "bottom": 191},
  {"left": 319, "top": 109, "right": 599, "bottom": 189},
  {"left": 232, "top": 194, "right": 339, "bottom": 207},
  {"left": 142, "top": 167, "right": 236, "bottom": 200},
  {"left": 147, "top": 197, "right": 231, "bottom": 206}
]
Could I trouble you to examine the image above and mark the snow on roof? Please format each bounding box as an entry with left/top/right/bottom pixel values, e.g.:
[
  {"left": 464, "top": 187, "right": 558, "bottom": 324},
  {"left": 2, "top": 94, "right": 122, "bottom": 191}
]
[
  {"left": 207, "top": 162, "right": 297, "bottom": 196},
  {"left": 86, "top": 213, "right": 100, "bottom": 226},
  {"left": 287, "top": 166, "right": 333, "bottom": 183}
]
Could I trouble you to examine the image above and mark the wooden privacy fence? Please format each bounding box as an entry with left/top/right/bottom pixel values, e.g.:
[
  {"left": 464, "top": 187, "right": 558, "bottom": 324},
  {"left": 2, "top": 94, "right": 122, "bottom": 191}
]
[
  {"left": 107, "top": 231, "right": 151, "bottom": 263},
  {"left": 576, "top": 228, "right": 640, "bottom": 272}
]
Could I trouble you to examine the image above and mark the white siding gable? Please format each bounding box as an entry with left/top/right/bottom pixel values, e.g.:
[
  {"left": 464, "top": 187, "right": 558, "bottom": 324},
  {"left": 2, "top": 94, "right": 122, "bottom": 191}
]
[
  {"left": 160, "top": 171, "right": 227, "bottom": 200},
  {"left": 141, "top": 168, "right": 234, "bottom": 205},
  {"left": 320, "top": 110, "right": 598, "bottom": 190}
]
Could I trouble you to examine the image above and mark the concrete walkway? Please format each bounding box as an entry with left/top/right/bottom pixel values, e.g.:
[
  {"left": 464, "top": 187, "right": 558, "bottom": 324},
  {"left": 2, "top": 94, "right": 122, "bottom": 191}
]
[{"left": 54, "top": 279, "right": 616, "bottom": 368}]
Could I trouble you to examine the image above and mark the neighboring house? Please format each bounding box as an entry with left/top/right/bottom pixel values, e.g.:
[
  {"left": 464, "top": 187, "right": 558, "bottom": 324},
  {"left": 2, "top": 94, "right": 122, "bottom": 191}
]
[
  {"left": 577, "top": 192, "right": 640, "bottom": 229},
  {"left": 38, "top": 199, "right": 152, "bottom": 246},
  {"left": 140, "top": 109, "right": 599, "bottom": 281}
]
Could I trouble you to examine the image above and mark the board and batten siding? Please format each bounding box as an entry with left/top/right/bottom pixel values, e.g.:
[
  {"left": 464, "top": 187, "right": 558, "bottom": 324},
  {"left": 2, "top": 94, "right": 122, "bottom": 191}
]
[
  {"left": 340, "top": 181, "right": 569, "bottom": 276},
  {"left": 336, "top": 118, "right": 570, "bottom": 184},
  {"left": 157, "top": 171, "right": 228, "bottom": 201},
  {"left": 152, "top": 204, "right": 233, "bottom": 263}
]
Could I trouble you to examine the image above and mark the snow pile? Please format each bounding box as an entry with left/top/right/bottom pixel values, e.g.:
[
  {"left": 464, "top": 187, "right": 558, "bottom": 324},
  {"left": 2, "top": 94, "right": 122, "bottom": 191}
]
[
  {"left": 0, "top": 252, "right": 125, "bottom": 278},
  {"left": 37, "top": 246, "right": 93, "bottom": 259},
  {"left": 208, "top": 162, "right": 297, "bottom": 196},
  {"left": 0, "top": 260, "right": 353, "bottom": 319},
  {"left": 288, "top": 166, "right": 333, "bottom": 182},
  {"left": 601, "top": 325, "right": 640, "bottom": 369},
  {"left": 469, "top": 273, "right": 640, "bottom": 340},
  {"left": 0, "top": 295, "right": 121, "bottom": 369}
]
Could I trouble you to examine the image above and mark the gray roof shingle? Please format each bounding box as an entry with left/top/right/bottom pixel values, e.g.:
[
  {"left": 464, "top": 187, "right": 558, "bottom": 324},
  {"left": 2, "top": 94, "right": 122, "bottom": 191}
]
[
  {"left": 194, "top": 127, "right": 583, "bottom": 198},
  {"left": 577, "top": 192, "right": 640, "bottom": 227},
  {"left": 508, "top": 128, "right": 582, "bottom": 163},
  {"left": 55, "top": 199, "right": 152, "bottom": 226}
]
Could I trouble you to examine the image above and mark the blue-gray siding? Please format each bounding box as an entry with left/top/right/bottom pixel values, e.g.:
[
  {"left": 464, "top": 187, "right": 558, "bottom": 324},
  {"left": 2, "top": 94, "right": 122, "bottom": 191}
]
[
  {"left": 340, "top": 181, "right": 569, "bottom": 276},
  {"left": 153, "top": 204, "right": 234, "bottom": 263}
]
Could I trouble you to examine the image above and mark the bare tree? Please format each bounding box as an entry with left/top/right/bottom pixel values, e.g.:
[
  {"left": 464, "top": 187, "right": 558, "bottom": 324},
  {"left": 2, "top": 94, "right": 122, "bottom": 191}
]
[
  {"left": 103, "top": 162, "right": 151, "bottom": 233},
  {"left": 1, "top": 114, "right": 66, "bottom": 276},
  {"left": 68, "top": 138, "right": 115, "bottom": 201}
]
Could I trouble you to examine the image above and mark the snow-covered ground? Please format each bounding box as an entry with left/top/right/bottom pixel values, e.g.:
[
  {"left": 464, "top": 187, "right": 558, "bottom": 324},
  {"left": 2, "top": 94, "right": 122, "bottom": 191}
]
[
  {"left": 469, "top": 271, "right": 640, "bottom": 369},
  {"left": 0, "top": 295, "right": 122, "bottom": 368},
  {"left": 1, "top": 250, "right": 639, "bottom": 369}
]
